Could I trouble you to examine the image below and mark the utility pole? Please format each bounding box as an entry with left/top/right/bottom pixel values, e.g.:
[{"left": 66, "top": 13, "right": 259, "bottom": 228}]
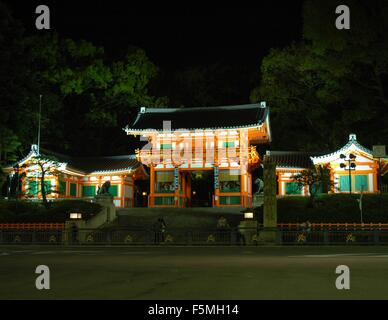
[
  {"left": 340, "top": 153, "right": 356, "bottom": 195},
  {"left": 357, "top": 186, "right": 363, "bottom": 224},
  {"left": 37, "top": 94, "right": 42, "bottom": 155},
  {"left": 36, "top": 95, "right": 42, "bottom": 199}
]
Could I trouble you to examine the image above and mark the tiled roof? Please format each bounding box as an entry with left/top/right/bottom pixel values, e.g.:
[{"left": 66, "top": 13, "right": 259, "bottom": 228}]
[
  {"left": 127, "top": 103, "right": 269, "bottom": 131},
  {"left": 311, "top": 134, "right": 373, "bottom": 163},
  {"left": 266, "top": 151, "right": 323, "bottom": 169},
  {"left": 39, "top": 148, "right": 142, "bottom": 174}
]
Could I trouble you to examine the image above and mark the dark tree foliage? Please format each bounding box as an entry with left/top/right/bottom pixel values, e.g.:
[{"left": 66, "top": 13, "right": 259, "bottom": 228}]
[
  {"left": 292, "top": 165, "right": 332, "bottom": 208},
  {"left": 1, "top": 0, "right": 388, "bottom": 180},
  {"left": 251, "top": 0, "right": 388, "bottom": 151},
  {"left": 0, "top": 2, "right": 167, "bottom": 165},
  {"left": 157, "top": 63, "right": 255, "bottom": 107}
]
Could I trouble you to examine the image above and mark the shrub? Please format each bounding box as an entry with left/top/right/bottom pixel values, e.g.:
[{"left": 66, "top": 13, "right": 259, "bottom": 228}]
[
  {"left": 255, "top": 194, "right": 388, "bottom": 223},
  {"left": 48, "top": 200, "right": 102, "bottom": 221},
  {"left": 0, "top": 199, "right": 102, "bottom": 222}
]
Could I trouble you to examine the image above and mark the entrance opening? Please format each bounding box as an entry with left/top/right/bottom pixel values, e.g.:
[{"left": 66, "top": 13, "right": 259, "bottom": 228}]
[
  {"left": 134, "top": 179, "right": 149, "bottom": 207},
  {"left": 189, "top": 170, "right": 214, "bottom": 207}
]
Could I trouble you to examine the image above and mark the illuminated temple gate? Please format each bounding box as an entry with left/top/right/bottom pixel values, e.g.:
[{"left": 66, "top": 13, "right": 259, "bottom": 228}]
[{"left": 125, "top": 103, "right": 271, "bottom": 207}]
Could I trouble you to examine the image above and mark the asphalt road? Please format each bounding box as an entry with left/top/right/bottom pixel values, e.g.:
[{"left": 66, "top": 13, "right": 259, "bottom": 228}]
[{"left": 1, "top": 245, "right": 388, "bottom": 300}]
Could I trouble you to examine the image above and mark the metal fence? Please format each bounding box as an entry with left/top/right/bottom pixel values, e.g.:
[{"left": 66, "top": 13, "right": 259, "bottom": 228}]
[
  {"left": 1, "top": 228, "right": 388, "bottom": 245},
  {"left": 279, "top": 230, "right": 388, "bottom": 245},
  {"left": 0, "top": 228, "right": 239, "bottom": 245}
]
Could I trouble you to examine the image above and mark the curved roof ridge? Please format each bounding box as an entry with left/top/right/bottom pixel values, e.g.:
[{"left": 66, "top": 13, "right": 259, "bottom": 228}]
[
  {"left": 6, "top": 145, "right": 141, "bottom": 175},
  {"left": 143, "top": 103, "right": 261, "bottom": 113},
  {"left": 128, "top": 103, "right": 269, "bottom": 131},
  {"left": 311, "top": 134, "right": 373, "bottom": 161}
]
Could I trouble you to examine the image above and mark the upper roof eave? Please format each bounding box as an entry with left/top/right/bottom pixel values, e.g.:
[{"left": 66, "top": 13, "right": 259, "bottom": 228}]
[
  {"left": 124, "top": 122, "right": 265, "bottom": 133},
  {"left": 127, "top": 103, "right": 269, "bottom": 132},
  {"left": 311, "top": 135, "right": 373, "bottom": 163}
]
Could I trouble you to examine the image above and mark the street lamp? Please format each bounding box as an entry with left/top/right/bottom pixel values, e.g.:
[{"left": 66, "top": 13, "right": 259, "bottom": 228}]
[{"left": 340, "top": 153, "right": 356, "bottom": 194}]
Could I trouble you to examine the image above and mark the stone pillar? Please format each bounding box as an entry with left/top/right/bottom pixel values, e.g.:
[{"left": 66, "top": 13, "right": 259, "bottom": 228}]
[
  {"left": 63, "top": 194, "right": 117, "bottom": 245},
  {"left": 94, "top": 194, "right": 116, "bottom": 223},
  {"left": 238, "top": 219, "right": 258, "bottom": 245},
  {"left": 259, "top": 159, "right": 278, "bottom": 243}
]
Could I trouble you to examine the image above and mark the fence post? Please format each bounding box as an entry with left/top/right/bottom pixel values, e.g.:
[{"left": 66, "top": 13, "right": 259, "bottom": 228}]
[
  {"left": 231, "top": 229, "right": 237, "bottom": 245},
  {"left": 106, "top": 230, "right": 111, "bottom": 244},
  {"left": 323, "top": 230, "right": 329, "bottom": 244},
  {"left": 373, "top": 229, "right": 379, "bottom": 245},
  {"left": 276, "top": 230, "right": 282, "bottom": 244},
  {"left": 186, "top": 231, "right": 192, "bottom": 245},
  {"left": 148, "top": 230, "right": 154, "bottom": 245}
]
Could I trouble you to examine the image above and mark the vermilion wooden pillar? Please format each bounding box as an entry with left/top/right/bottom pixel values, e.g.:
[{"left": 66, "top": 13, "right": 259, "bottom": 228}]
[{"left": 149, "top": 165, "right": 155, "bottom": 207}]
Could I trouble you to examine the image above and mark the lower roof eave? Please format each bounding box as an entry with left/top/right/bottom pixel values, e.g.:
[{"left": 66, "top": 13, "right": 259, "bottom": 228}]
[{"left": 276, "top": 167, "right": 309, "bottom": 171}]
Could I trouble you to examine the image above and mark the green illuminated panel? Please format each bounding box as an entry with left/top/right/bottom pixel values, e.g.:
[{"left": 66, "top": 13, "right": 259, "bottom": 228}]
[
  {"left": 82, "top": 185, "right": 96, "bottom": 197},
  {"left": 70, "top": 183, "right": 77, "bottom": 196},
  {"left": 110, "top": 185, "right": 119, "bottom": 197},
  {"left": 154, "top": 197, "right": 175, "bottom": 205},
  {"left": 220, "top": 196, "right": 241, "bottom": 205},
  {"left": 285, "top": 182, "right": 302, "bottom": 195},
  {"left": 355, "top": 175, "right": 368, "bottom": 192},
  {"left": 339, "top": 176, "right": 350, "bottom": 192},
  {"left": 59, "top": 180, "right": 67, "bottom": 196}
]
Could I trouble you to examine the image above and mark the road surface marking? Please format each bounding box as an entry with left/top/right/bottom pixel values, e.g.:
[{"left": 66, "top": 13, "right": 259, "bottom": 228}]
[{"left": 290, "top": 253, "right": 384, "bottom": 258}]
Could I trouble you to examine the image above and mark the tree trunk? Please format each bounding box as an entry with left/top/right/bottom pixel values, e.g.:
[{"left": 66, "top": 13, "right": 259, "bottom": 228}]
[
  {"left": 40, "top": 167, "right": 49, "bottom": 209},
  {"left": 307, "top": 185, "right": 316, "bottom": 208}
]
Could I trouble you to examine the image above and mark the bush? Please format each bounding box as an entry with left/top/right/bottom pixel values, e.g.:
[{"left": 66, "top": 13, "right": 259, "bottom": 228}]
[
  {"left": 255, "top": 194, "right": 388, "bottom": 223},
  {"left": 0, "top": 199, "right": 102, "bottom": 222},
  {"left": 0, "top": 200, "right": 41, "bottom": 222},
  {"left": 48, "top": 200, "right": 102, "bottom": 221}
]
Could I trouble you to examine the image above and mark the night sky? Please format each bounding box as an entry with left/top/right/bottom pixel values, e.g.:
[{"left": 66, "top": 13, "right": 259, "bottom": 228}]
[
  {"left": 5, "top": 1, "right": 303, "bottom": 94},
  {"left": 1, "top": 0, "right": 306, "bottom": 155}
]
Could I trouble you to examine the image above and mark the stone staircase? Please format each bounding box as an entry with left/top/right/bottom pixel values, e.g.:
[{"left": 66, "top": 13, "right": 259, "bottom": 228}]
[
  {"left": 117, "top": 206, "right": 244, "bottom": 215},
  {"left": 109, "top": 207, "right": 245, "bottom": 229}
]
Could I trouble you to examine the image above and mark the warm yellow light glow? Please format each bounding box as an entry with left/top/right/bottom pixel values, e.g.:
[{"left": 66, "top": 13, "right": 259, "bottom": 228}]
[
  {"left": 70, "top": 213, "right": 82, "bottom": 219},
  {"left": 244, "top": 212, "right": 254, "bottom": 219}
]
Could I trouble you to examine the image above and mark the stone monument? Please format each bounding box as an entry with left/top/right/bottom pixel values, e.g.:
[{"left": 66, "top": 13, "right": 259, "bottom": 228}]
[
  {"left": 253, "top": 177, "right": 264, "bottom": 207},
  {"left": 94, "top": 181, "right": 116, "bottom": 223},
  {"left": 63, "top": 181, "right": 117, "bottom": 244},
  {"left": 258, "top": 157, "right": 278, "bottom": 243}
]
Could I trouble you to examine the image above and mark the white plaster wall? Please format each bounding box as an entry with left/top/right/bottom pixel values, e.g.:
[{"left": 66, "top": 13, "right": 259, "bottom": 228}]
[
  {"left": 368, "top": 173, "right": 374, "bottom": 192},
  {"left": 124, "top": 176, "right": 133, "bottom": 183},
  {"left": 124, "top": 185, "right": 133, "bottom": 198},
  {"left": 333, "top": 165, "right": 371, "bottom": 173},
  {"left": 281, "top": 182, "right": 285, "bottom": 195}
]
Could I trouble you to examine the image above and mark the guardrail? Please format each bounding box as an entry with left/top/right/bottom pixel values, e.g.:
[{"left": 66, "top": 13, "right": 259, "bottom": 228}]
[
  {"left": 0, "top": 229, "right": 236, "bottom": 245},
  {"left": 2, "top": 222, "right": 387, "bottom": 231},
  {"left": 279, "top": 230, "right": 388, "bottom": 245},
  {"left": 277, "top": 223, "right": 388, "bottom": 230},
  {"left": 0, "top": 223, "right": 65, "bottom": 229},
  {"left": 1, "top": 228, "right": 388, "bottom": 245}
]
